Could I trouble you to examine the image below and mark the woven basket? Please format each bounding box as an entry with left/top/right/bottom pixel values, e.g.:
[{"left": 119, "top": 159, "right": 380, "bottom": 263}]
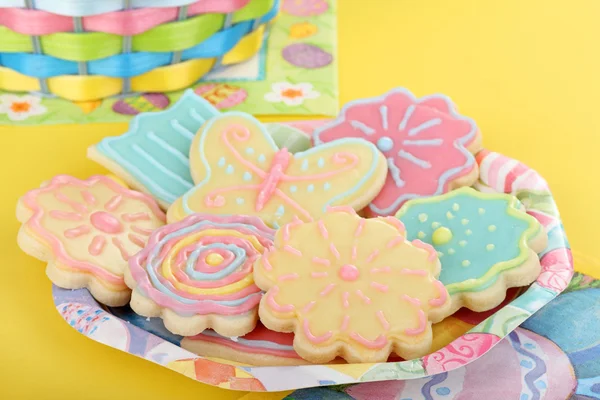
[{"left": 0, "top": 0, "right": 276, "bottom": 101}]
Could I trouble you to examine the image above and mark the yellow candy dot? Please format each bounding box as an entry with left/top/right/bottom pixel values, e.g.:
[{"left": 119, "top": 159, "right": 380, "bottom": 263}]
[
  {"left": 432, "top": 222, "right": 441, "bottom": 229},
  {"left": 418, "top": 213, "right": 428, "bottom": 222},
  {"left": 478, "top": 208, "right": 486, "bottom": 215},
  {"left": 459, "top": 240, "right": 467, "bottom": 247},
  {"left": 206, "top": 253, "right": 224, "bottom": 266},
  {"left": 462, "top": 260, "right": 471, "bottom": 267},
  {"left": 461, "top": 219, "right": 469, "bottom": 225},
  {"left": 488, "top": 225, "right": 497, "bottom": 232},
  {"left": 446, "top": 211, "right": 455, "bottom": 220},
  {"left": 418, "top": 231, "right": 426, "bottom": 239},
  {"left": 452, "top": 203, "right": 460, "bottom": 211},
  {"left": 448, "top": 248, "right": 456, "bottom": 255},
  {"left": 486, "top": 244, "right": 495, "bottom": 251},
  {"left": 432, "top": 227, "right": 453, "bottom": 246}
]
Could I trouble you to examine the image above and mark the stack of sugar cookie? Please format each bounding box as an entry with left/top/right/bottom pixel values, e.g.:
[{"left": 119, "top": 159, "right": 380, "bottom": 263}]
[{"left": 17, "top": 88, "right": 547, "bottom": 365}]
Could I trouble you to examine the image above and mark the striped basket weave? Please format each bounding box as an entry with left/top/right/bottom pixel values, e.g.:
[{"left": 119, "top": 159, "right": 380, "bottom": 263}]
[{"left": 0, "top": 0, "right": 276, "bottom": 101}]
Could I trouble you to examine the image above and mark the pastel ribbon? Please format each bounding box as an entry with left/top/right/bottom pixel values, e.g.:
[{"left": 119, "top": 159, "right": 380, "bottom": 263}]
[
  {"left": 0, "top": 25, "right": 264, "bottom": 101},
  {"left": 0, "top": 0, "right": 273, "bottom": 61},
  {"left": 0, "top": 0, "right": 250, "bottom": 18},
  {"left": 0, "top": 1, "right": 252, "bottom": 35},
  {"left": 0, "top": 6, "right": 276, "bottom": 78}
]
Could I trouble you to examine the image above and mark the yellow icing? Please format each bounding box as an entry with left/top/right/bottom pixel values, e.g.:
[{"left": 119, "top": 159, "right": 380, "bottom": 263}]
[
  {"left": 432, "top": 227, "right": 453, "bottom": 246},
  {"left": 488, "top": 225, "right": 497, "bottom": 232},
  {"left": 206, "top": 253, "right": 224, "bottom": 266},
  {"left": 161, "top": 229, "right": 261, "bottom": 295},
  {"left": 418, "top": 213, "right": 428, "bottom": 222}
]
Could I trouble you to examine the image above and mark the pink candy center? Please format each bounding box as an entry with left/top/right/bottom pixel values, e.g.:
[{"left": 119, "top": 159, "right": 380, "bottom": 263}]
[
  {"left": 90, "top": 211, "right": 123, "bottom": 234},
  {"left": 338, "top": 264, "right": 359, "bottom": 281}
]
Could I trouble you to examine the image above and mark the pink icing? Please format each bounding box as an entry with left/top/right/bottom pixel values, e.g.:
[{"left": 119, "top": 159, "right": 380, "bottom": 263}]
[
  {"left": 405, "top": 309, "right": 427, "bottom": 336},
  {"left": 261, "top": 249, "right": 274, "bottom": 271},
  {"left": 90, "top": 211, "right": 123, "bottom": 234},
  {"left": 266, "top": 287, "right": 296, "bottom": 313},
  {"left": 320, "top": 283, "right": 336, "bottom": 296},
  {"left": 371, "top": 266, "right": 391, "bottom": 273},
  {"left": 278, "top": 273, "right": 300, "bottom": 282},
  {"left": 111, "top": 237, "right": 129, "bottom": 261},
  {"left": 302, "top": 301, "right": 316, "bottom": 313},
  {"left": 314, "top": 88, "right": 479, "bottom": 217},
  {"left": 21, "top": 175, "right": 165, "bottom": 286},
  {"left": 411, "top": 239, "right": 438, "bottom": 262},
  {"left": 81, "top": 190, "right": 96, "bottom": 205},
  {"left": 303, "top": 319, "right": 332, "bottom": 343},
  {"left": 63, "top": 225, "right": 90, "bottom": 238},
  {"left": 311, "top": 272, "right": 328, "bottom": 278},
  {"left": 351, "top": 245, "right": 358, "bottom": 260},
  {"left": 402, "top": 294, "right": 422, "bottom": 307},
  {"left": 128, "top": 233, "right": 145, "bottom": 248},
  {"left": 55, "top": 192, "right": 87, "bottom": 212},
  {"left": 282, "top": 216, "right": 303, "bottom": 242},
  {"left": 429, "top": 280, "right": 449, "bottom": 307},
  {"left": 122, "top": 212, "right": 151, "bottom": 222},
  {"left": 256, "top": 149, "right": 292, "bottom": 211},
  {"left": 312, "top": 256, "right": 330, "bottom": 267},
  {"left": 329, "top": 242, "right": 340, "bottom": 259},
  {"left": 355, "top": 289, "right": 371, "bottom": 304},
  {"left": 349, "top": 332, "right": 388, "bottom": 349},
  {"left": 376, "top": 310, "right": 390, "bottom": 330},
  {"left": 370, "top": 282, "right": 389, "bottom": 292},
  {"left": 283, "top": 244, "right": 302, "bottom": 257},
  {"left": 338, "top": 264, "right": 359, "bottom": 281},
  {"left": 340, "top": 315, "right": 350, "bottom": 331},
  {"left": 88, "top": 236, "right": 106, "bottom": 256},
  {"left": 366, "top": 249, "right": 380, "bottom": 263},
  {"left": 104, "top": 194, "right": 123, "bottom": 212},
  {"left": 342, "top": 291, "right": 350, "bottom": 308},
  {"left": 381, "top": 216, "right": 406, "bottom": 234},
  {"left": 386, "top": 236, "right": 404, "bottom": 248},
  {"left": 317, "top": 220, "right": 329, "bottom": 239},
  {"left": 354, "top": 219, "right": 366, "bottom": 237}
]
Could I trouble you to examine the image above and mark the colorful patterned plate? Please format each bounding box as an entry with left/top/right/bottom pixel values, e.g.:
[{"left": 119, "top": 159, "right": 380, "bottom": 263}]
[{"left": 51, "top": 121, "right": 573, "bottom": 392}]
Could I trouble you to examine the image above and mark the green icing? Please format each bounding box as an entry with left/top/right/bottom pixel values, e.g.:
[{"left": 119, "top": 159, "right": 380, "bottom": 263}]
[{"left": 396, "top": 187, "right": 542, "bottom": 294}]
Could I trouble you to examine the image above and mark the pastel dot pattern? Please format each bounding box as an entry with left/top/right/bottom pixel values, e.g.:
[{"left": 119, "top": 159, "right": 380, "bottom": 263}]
[{"left": 397, "top": 189, "right": 533, "bottom": 293}]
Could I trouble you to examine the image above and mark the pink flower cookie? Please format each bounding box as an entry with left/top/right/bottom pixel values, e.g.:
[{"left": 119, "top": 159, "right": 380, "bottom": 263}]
[
  {"left": 17, "top": 175, "right": 166, "bottom": 306},
  {"left": 313, "top": 88, "right": 483, "bottom": 217},
  {"left": 126, "top": 213, "right": 275, "bottom": 337},
  {"left": 254, "top": 207, "right": 451, "bottom": 364}
]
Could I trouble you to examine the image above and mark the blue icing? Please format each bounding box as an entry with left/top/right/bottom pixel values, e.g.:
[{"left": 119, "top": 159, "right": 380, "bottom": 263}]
[
  {"left": 245, "top": 147, "right": 254, "bottom": 155},
  {"left": 317, "top": 157, "right": 325, "bottom": 168},
  {"left": 217, "top": 156, "right": 226, "bottom": 167},
  {"left": 290, "top": 185, "right": 298, "bottom": 193},
  {"left": 275, "top": 205, "right": 285, "bottom": 217},
  {"left": 236, "top": 197, "right": 245, "bottom": 205},
  {"left": 243, "top": 171, "right": 252, "bottom": 181},
  {"left": 307, "top": 184, "right": 315, "bottom": 192},
  {"left": 225, "top": 164, "right": 234, "bottom": 174},
  {"left": 301, "top": 159, "right": 309, "bottom": 171},
  {"left": 324, "top": 182, "right": 331, "bottom": 191},
  {"left": 258, "top": 154, "right": 266, "bottom": 163},
  {"left": 95, "top": 90, "right": 219, "bottom": 205},
  {"left": 185, "top": 244, "right": 245, "bottom": 280},
  {"left": 397, "top": 189, "right": 535, "bottom": 293},
  {"left": 377, "top": 136, "right": 394, "bottom": 152}
]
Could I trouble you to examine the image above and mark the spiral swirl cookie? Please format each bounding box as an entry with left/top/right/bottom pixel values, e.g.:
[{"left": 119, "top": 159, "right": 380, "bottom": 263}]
[
  {"left": 17, "top": 175, "right": 166, "bottom": 306},
  {"left": 396, "top": 187, "right": 548, "bottom": 314},
  {"left": 126, "top": 213, "right": 275, "bottom": 337},
  {"left": 254, "top": 207, "right": 451, "bottom": 364}
]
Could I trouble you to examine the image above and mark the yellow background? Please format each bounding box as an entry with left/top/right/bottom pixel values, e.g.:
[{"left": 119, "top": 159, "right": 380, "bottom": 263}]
[{"left": 1, "top": 0, "right": 599, "bottom": 398}]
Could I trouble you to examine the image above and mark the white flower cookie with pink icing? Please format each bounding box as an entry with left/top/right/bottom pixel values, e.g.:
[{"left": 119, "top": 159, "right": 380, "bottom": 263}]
[
  {"left": 17, "top": 175, "right": 166, "bottom": 306},
  {"left": 125, "top": 213, "right": 275, "bottom": 337},
  {"left": 253, "top": 207, "right": 451, "bottom": 364},
  {"left": 313, "top": 88, "right": 482, "bottom": 217}
]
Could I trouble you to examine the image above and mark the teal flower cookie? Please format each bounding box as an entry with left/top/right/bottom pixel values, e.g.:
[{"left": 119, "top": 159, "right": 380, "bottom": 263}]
[{"left": 396, "top": 187, "right": 547, "bottom": 313}]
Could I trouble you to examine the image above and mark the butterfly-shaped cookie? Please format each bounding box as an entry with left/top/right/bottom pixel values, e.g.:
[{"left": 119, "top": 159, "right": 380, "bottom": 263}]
[{"left": 167, "top": 113, "right": 388, "bottom": 227}]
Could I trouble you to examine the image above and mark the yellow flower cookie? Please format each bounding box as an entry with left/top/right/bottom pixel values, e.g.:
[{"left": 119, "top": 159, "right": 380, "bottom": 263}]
[
  {"left": 17, "top": 175, "right": 166, "bottom": 306},
  {"left": 253, "top": 207, "right": 451, "bottom": 364}
]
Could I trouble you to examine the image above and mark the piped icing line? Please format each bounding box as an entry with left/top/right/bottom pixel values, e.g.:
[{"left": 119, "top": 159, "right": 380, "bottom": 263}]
[
  {"left": 411, "top": 239, "right": 438, "bottom": 262},
  {"left": 254, "top": 210, "right": 452, "bottom": 363},
  {"left": 317, "top": 220, "right": 329, "bottom": 239},
  {"left": 354, "top": 219, "right": 366, "bottom": 237},
  {"left": 282, "top": 216, "right": 303, "bottom": 242},
  {"left": 313, "top": 87, "right": 480, "bottom": 217},
  {"left": 326, "top": 205, "right": 357, "bottom": 215},
  {"left": 283, "top": 244, "right": 302, "bottom": 257},
  {"left": 20, "top": 175, "right": 165, "bottom": 287},
  {"left": 312, "top": 256, "right": 331, "bottom": 267},
  {"left": 266, "top": 287, "right": 295, "bottom": 313},
  {"left": 128, "top": 213, "right": 275, "bottom": 315}
]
